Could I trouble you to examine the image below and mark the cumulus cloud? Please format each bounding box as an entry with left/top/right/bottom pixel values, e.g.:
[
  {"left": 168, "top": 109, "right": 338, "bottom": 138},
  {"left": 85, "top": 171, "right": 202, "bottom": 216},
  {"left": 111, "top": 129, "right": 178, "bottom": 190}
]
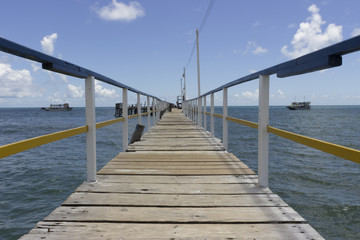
[
  {"left": 243, "top": 41, "right": 268, "bottom": 55},
  {"left": 96, "top": 0, "right": 145, "bottom": 21},
  {"left": 66, "top": 81, "right": 118, "bottom": 98},
  {"left": 281, "top": 4, "right": 342, "bottom": 59},
  {"left": 351, "top": 27, "right": 360, "bottom": 37},
  {"left": 253, "top": 46, "right": 268, "bottom": 55},
  {"left": 242, "top": 89, "right": 259, "bottom": 100},
  {"left": 0, "top": 62, "right": 40, "bottom": 97},
  {"left": 277, "top": 89, "right": 284, "bottom": 97},
  {"left": 41, "top": 33, "right": 58, "bottom": 55},
  {"left": 95, "top": 80, "right": 117, "bottom": 98},
  {"left": 67, "top": 84, "right": 84, "bottom": 98}
]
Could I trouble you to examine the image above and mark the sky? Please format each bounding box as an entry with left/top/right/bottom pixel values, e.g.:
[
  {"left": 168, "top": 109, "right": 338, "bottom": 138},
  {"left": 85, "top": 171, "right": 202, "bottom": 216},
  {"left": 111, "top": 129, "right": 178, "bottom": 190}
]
[{"left": 0, "top": 0, "right": 360, "bottom": 107}]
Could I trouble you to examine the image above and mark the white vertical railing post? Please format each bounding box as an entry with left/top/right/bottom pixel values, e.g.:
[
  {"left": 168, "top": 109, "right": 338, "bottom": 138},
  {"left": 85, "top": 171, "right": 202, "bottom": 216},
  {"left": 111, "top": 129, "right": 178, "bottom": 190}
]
[
  {"left": 203, "top": 95, "right": 207, "bottom": 130},
  {"left": 122, "top": 88, "right": 128, "bottom": 152},
  {"left": 85, "top": 75, "right": 96, "bottom": 182},
  {"left": 191, "top": 100, "right": 194, "bottom": 122},
  {"left": 189, "top": 101, "right": 192, "bottom": 121},
  {"left": 223, "top": 88, "right": 228, "bottom": 151},
  {"left": 258, "top": 75, "right": 270, "bottom": 187},
  {"left": 198, "top": 97, "right": 202, "bottom": 127},
  {"left": 147, "top": 95, "right": 150, "bottom": 129},
  {"left": 210, "top": 93, "right": 214, "bottom": 138},
  {"left": 137, "top": 93, "right": 141, "bottom": 125},
  {"left": 152, "top": 98, "right": 155, "bottom": 125},
  {"left": 191, "top": 100, "right": 194, "bottom": 121},
  {"left": 156, "top": 99, "right": 160, "bottom": 122}
]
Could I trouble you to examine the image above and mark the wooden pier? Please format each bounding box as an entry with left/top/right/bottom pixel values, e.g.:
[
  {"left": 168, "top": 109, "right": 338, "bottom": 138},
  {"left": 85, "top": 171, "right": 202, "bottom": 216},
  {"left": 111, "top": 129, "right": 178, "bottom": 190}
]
[{"left": 21, "top": 109, "right": 323, "bottom": 239}]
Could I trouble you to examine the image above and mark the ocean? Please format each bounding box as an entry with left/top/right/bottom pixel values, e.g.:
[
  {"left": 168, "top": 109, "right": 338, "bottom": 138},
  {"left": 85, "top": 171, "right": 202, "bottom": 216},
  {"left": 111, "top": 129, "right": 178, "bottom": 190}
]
[{"left": 0, "top": 106, "right": 359, "bottom": 240}]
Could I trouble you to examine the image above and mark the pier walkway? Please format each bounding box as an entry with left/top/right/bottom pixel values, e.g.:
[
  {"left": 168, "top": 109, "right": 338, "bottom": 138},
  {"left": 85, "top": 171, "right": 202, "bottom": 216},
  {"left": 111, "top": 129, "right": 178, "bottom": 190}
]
[{"left": 21, "top": 109, "right": 323, "bottom": 239}]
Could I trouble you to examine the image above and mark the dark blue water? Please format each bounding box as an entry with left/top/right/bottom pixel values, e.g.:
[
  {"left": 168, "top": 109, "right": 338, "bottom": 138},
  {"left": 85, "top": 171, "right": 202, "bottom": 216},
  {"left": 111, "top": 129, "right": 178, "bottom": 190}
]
[{"left": 1, "top": 106, "right": 359, "bottom": 239}]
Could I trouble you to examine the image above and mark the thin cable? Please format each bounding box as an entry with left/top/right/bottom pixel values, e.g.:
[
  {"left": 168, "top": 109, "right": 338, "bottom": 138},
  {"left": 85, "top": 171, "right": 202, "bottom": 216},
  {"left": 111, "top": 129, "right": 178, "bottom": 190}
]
[
  {"left": 185, "top": 0, "right": 215, "bottom": 68},
  {"left": 199, "top": 0, "right": 215, "bottom": 33},
  {"left": 186, "top": 42, "right": 196, "bottom": 68},
  {"left": 184, "top": 0, "right": 215, "bottom": 69}
]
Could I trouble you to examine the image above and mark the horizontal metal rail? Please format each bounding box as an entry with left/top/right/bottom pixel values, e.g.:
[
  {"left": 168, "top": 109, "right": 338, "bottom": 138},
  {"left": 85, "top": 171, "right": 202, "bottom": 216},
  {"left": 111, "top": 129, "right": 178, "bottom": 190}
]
[
  {"left": 226, "top": 116, "right": 258, "bottom": 129},
  {"left": 213, "top": 113, "right": 222, "bottom": 118},
  {"left": 198, "top": 36, "right": 360, "bottom": 98},
  {"left": 0, "top": 37, "right": 159, "bottom": 99},
  {"left": 268, "top": 126, "right": 360, "bottom": 164},
  {"left": 0, "top": 126, "right": 88, "bottom": 159},
  {"left": 0, "top": 112, "right": 151, "bottom": 159},
  {"left": 96, "top": 117, "right": 124, "bottom": 129},
  {"left": 201, "top": 112, "right": 360, "bottom": 164}
]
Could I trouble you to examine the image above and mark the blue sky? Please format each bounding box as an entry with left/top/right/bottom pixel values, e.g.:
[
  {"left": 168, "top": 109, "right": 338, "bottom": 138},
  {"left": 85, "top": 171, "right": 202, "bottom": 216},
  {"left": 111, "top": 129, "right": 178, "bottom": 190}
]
[{"left": 0, "top": 0, "right": 359, "bottom": 107}]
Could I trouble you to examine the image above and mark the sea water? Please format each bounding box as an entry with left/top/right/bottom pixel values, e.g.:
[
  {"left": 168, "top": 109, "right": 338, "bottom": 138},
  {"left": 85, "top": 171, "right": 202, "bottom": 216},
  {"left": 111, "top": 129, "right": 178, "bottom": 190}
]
[{"left": 0, "top": 106, "right": 359, "bottom": 240}]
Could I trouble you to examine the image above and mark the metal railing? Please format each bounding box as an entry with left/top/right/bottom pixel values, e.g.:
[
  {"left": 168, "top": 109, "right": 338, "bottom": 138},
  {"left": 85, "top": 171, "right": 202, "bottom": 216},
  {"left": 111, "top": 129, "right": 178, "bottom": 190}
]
[
  {"left": 183, "top": 35, "right": 360, "bottom": 187},
  {"left": 0, "top": 37, "right": 169, "bottom": 182}
]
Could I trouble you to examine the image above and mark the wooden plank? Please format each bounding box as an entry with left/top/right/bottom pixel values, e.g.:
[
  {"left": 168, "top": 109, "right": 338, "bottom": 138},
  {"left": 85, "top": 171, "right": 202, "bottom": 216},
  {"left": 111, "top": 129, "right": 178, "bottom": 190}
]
[
  {"left": 130, "top": 142, "right": 223, "bottom": 147},
  {"left": 43, "top": 206, "right": 306, "bottom": 223},
  {"left": 133, "top": 138, "right": 222, "bottom": 144},
  {"left": 63, "top": 192, "right": 288, "bottom": 207},
  {"left": 126, "top": 145, "right": 224, "bottom": 151},
  {"left": 113, "top": 151, "right": 236, "bottom": 159},
  {"left": 105, "top": 162, "right": 250, "bottom": 168},
  {"left": 97, "top": 167, "right": 255, "bottom": 175},
  {"left": 75, "top": 182, "right": 266, "bottom": 194},
  {"left": 21, "top": 222, "right": 324, "bottom": 240},
  {"left": 95, "top": 175, "right": 258, "bottom": 184}
]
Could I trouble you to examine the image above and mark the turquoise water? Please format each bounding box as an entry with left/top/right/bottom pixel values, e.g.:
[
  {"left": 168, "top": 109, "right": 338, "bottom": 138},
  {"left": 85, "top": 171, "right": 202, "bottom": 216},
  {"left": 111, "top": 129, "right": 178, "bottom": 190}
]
[{"left": 1, "top": 106, "right": 359, "bottom": 239}]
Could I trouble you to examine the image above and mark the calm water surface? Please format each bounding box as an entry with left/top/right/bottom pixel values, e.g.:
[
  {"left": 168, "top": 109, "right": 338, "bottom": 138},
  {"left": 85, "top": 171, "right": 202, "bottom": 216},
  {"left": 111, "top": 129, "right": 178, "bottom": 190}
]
[{"left": 0, "top": 106, "right": 359, "bottom": 239}]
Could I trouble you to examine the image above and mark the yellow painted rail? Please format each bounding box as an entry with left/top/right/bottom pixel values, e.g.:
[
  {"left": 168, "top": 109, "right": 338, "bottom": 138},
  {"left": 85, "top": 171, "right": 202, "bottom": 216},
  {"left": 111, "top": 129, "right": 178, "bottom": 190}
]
[
  {"left": 227, "top": 116, "right": 258, "bottom": 129},
  {"left": 96, "top": 117, "right": 124, "bottom": 129},
  {"left": 201, "top": 113, "right": 359, "bottom": 164},
  {"left": 213, "top": 113, "right": 222, "bottom": 118},
  {"left": 0, "top": 126, "right": 88, "bottom": 159},
  {"left": 268, "top": 126, "right": 360, "bottom": 164},
  {"left": 0, "top": 112, "right": 154, "bottom": 159}
]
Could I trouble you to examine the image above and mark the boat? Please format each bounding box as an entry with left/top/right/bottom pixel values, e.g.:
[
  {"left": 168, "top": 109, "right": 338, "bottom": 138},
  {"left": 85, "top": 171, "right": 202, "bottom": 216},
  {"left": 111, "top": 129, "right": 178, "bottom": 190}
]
[
  {"left": 286, "top": 101, "right": 311, "bottom": 110},
  {"left": 41, "top": 103, "right": 72, "bottom": 111}
]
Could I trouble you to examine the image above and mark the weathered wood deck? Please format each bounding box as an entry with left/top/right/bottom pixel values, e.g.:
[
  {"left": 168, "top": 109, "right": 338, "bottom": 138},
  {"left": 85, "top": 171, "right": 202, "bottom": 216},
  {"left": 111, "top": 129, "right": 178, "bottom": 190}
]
[{"left": 21, "top": 109, "right": 323, "bottom": 239}]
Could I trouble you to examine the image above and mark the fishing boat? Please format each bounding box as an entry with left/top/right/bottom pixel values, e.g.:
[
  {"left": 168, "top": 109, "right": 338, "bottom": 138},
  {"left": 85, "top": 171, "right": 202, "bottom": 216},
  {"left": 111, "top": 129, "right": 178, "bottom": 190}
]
[
  {"left": 286, "top": 101, "right": 311, "bottom": 110},
  {"left": 41, "top": 103, "right": 72, "bottom": 111}
]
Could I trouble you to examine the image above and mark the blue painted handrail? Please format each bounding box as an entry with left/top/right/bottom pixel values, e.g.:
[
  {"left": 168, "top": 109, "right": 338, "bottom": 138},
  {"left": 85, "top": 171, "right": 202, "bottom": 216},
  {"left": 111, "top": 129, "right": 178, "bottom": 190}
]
[
  {"left": 200, "top": 35, "right": 360, "bottom": 98},
  {"left": 0, "top": 37, "right": 159, "bottom": 100}
]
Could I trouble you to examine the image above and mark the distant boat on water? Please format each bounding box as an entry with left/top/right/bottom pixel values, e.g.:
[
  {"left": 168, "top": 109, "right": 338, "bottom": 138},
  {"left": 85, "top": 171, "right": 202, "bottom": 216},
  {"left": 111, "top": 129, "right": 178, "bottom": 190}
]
[
  {"left": 286, "top": 101, "right": 311, "bottom": 110},
  {"left": 41, "top": 103, "right": 72, "bottom": 111}
]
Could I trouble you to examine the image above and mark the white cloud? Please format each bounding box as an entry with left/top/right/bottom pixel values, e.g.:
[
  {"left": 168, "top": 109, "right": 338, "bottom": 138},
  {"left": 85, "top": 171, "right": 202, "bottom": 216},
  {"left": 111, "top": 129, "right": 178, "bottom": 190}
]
[
  {"left": 66, "top": 81, "right": 118, "bottom": 98},
  {"left": 281, "top": 4, "right": 342, "bottom": 59},
  {"left": 31, "top": 62, "right": 40, "bottom": 72},
  {"left": 0, "top": 62, "right": 40, "bottom": 98},
  {"left": 243, "top": 41, "right": 267, "bottom": 56},
  {"left": 96, "top": 0, "right": 145, "bottom": 22},
  {"left": 253, "top": 46, "right": 268, "bottom": 55},
  {"left": 242, "top": 89, "right": 259, "bottom": 100},
  {"left": 276, "top": 89, "right": 285, "bottom": 98},
  {"left": 41, "top": 33, "right": 58, "bottom": 55},
  {"left": 351, "top": 27, "right": 360, "bottom": 37},
  {"left": 95, "top": 80, "right": 117, "bottom": 98},
  {"left": 67, "top": 84, "right": 84, "bottom": 98},
  {"left": 253, "top": 20, "right": 260, "bottom": 28}
]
